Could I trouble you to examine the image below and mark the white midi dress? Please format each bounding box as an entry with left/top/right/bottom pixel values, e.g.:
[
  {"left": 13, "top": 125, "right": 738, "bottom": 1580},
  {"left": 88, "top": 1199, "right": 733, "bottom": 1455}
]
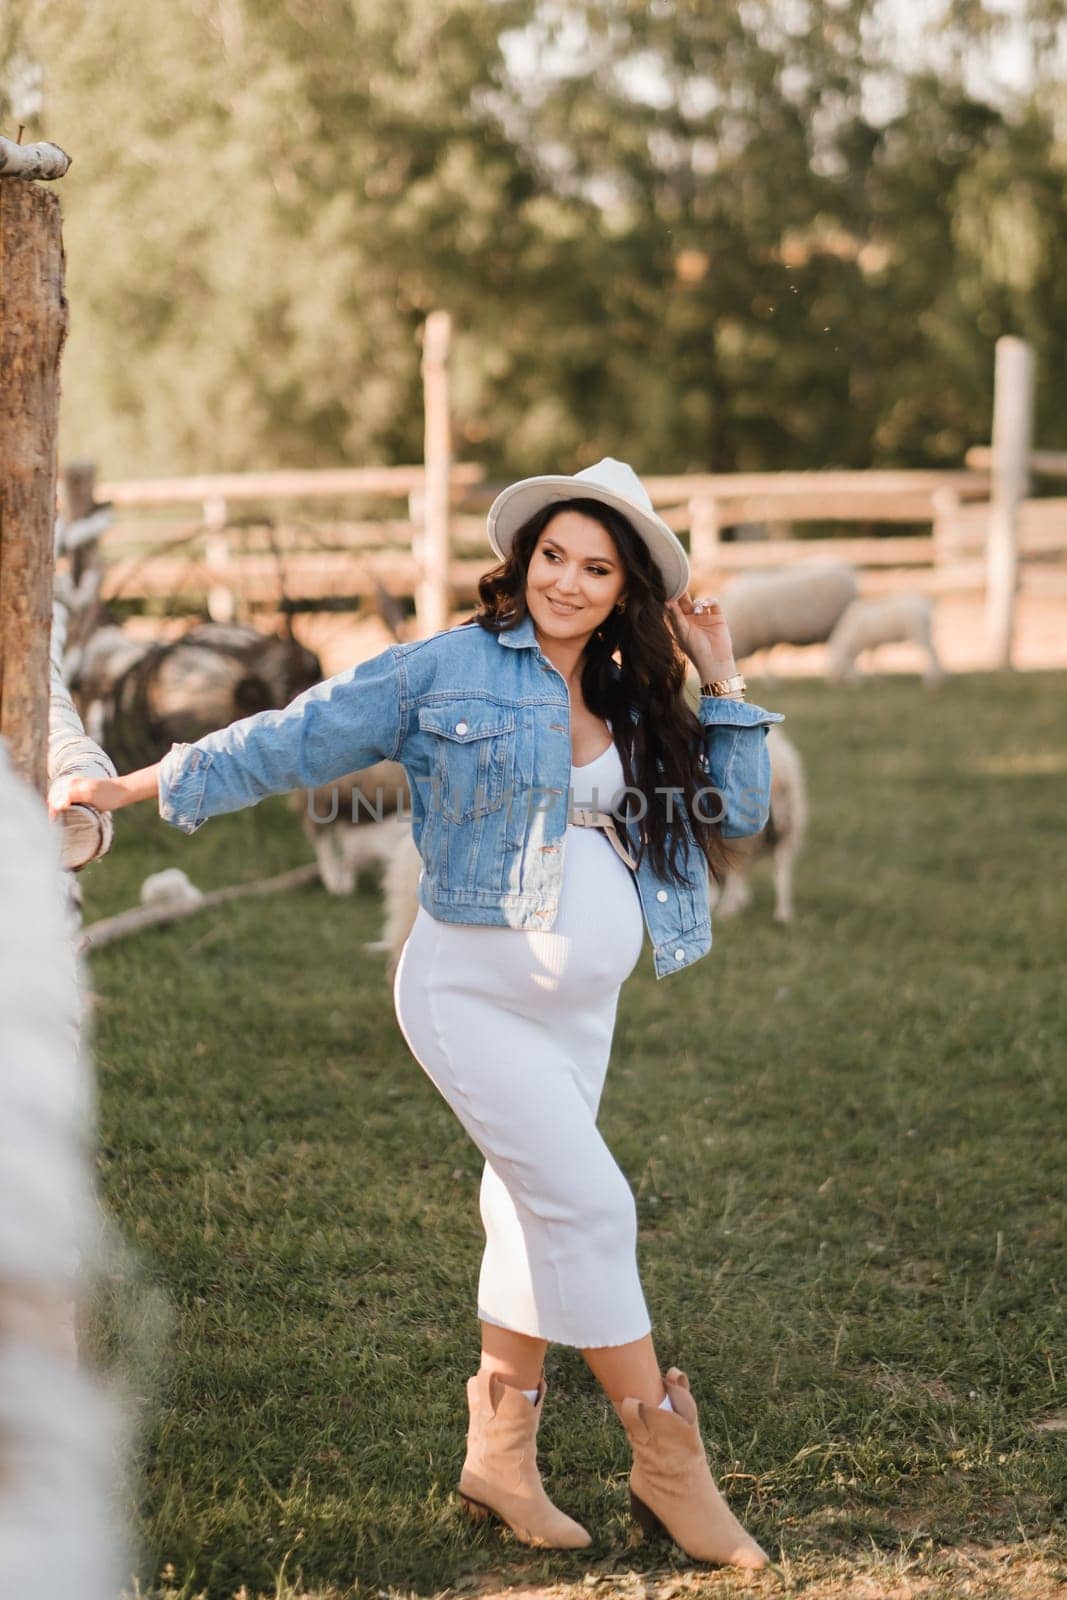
[{"left": 392, "top": 738, "right": 652, "bottom": 1348}]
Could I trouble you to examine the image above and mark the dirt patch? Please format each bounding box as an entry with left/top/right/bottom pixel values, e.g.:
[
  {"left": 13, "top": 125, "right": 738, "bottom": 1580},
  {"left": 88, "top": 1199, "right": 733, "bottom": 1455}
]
[{"left": 456, "top": 1539, "right": 1066, "bottom": 1599}]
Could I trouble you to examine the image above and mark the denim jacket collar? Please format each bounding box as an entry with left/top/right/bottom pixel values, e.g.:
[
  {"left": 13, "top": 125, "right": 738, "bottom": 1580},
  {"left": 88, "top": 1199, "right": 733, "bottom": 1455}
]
[{"left": 495, "top": 613, "right": 540, "bottom": 650}]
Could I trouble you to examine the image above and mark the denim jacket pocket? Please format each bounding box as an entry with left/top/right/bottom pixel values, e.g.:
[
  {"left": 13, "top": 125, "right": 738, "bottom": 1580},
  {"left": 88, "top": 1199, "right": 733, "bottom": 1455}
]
[{"left": 417, "top": 703, "right": 517, "bottom": 823}]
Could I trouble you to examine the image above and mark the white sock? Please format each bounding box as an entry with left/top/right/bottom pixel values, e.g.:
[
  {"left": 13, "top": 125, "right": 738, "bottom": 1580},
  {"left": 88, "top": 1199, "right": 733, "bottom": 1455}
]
[
  {"left": 658, "top": 1391, "right": 674, "bottom": 1412},
  {"left": 522, "top": 1387, "right": 540, "bottom": 1406}
]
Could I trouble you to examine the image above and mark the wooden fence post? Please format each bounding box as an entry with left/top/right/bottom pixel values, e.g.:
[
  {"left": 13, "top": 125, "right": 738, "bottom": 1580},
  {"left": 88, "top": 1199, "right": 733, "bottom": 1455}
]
[
  {"left": 203, "top": 494, "right": 235, "bottom": 622},
  {"left": 417, "top": 310, "right": 453, "bottom": 637},
  {"left": 689, "top": 494, "right": 721, "bottom": 583},
  {"left": 987, "top": 336, "right": 1034, "bottom": 670},
  {"left": 0, "top": 177, "right": 68, "bottom": 794}
]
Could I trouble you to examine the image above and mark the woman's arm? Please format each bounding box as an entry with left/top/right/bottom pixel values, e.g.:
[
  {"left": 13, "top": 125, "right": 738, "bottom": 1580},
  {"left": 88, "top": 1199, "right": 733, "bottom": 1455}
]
[
  {"left": 52, "top": 642, "right": 407, "bottom": 834},
  {"left": 698, "top": 698, "right": 784, "bottom": 836},
  {"left": 665, "top": 590, "right": 784, "bottom": 837},
  {"left": 49, "top": 763, "right": 161, "bottom": 819}
]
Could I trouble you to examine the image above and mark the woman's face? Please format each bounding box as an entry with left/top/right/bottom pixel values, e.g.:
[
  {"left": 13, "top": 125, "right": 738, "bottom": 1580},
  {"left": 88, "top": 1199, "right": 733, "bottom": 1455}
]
[{"left": 524, "top": 510, "right": 628, "bottom": 646}]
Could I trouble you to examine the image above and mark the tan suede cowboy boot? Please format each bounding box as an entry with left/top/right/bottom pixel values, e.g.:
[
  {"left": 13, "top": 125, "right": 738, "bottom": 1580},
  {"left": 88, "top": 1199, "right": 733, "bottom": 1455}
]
[
  {"left": 459, "top": 1368, "right": 591, "bottom": 1549},
  {"left": 615, "top": 1367, "right": 768, "bottom": 1569}
]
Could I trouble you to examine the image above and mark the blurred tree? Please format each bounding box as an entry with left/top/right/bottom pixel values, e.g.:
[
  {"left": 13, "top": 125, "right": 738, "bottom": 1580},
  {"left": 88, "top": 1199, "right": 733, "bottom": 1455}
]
[{"left": 3, "top": 0, "right": 1065, "bottom": 478}]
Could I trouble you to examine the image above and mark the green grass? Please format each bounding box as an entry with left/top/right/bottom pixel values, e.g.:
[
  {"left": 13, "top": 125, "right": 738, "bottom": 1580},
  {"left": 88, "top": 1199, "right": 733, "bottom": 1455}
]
[{"left": 80, "top": 671, "right": 1066, "bottom": 1599}]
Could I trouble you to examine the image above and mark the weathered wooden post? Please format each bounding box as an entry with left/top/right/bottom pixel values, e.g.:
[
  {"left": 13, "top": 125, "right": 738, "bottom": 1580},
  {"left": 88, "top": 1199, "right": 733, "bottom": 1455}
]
[
  {"left": 0, "top": 138, "right": 71, "bottom": 792},
  {"left": 0, "top": 136, "right": 125, "bottom": 1600},
  {"left": 689, "top": 494, "right": 721, "bottom": 584},
  {"left": 987, "top": 336, "right": 1034, "bottom": 670},
  {"left": 203, "top": 492, "right": 235, "bottom": 622},
  {"left": 417, "top": 310, "right": 453, "bottom": 637}
]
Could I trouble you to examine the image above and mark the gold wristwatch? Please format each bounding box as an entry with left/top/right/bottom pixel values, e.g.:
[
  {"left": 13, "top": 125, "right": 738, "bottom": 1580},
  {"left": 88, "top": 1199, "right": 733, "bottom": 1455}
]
[{"left": 700, "top": 672, "right": 747, "bottom": 699}]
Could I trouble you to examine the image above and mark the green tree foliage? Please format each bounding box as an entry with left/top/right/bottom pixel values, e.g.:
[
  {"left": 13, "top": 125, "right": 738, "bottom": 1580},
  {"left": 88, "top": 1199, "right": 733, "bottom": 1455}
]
[{"left": 3, "top": 0, "right": 1066, "bottom": 476}]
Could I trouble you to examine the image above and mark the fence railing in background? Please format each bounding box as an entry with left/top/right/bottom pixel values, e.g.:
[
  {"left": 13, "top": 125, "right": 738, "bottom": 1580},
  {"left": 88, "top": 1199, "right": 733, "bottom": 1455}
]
[{"left": 77, "top": 332, "right": 1065, "bottom": 664}]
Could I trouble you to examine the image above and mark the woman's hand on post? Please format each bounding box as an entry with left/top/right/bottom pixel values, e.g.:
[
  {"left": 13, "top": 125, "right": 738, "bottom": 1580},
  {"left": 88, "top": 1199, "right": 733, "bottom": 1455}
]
[
  {"left": 48, "top": 764, "right": 162, "bottom": 821},
  {"left": 665, "top": 592, "right": 738, "bottom": 680}
]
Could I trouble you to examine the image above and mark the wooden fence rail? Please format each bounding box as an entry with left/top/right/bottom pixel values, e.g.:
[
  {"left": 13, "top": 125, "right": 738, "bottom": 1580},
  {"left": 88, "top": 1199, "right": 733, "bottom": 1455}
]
[{"left": 68, "top": 336, "right": 1064, "bottom": 663}]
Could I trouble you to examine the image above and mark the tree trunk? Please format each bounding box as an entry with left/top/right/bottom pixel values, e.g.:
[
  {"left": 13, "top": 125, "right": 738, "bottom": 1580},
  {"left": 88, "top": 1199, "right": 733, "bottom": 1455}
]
[{"left": 0, "top": 180, "right": 68, "bottom": 794}]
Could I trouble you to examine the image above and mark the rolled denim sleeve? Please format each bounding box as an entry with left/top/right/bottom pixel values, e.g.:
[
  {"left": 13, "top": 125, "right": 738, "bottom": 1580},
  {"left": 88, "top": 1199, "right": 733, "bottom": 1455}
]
[
  {"left": 698, "top": 697, "right": 785, "bottom": 838},
  {"left": 158, "top": 644, "right": 405, "bottom": 834}
]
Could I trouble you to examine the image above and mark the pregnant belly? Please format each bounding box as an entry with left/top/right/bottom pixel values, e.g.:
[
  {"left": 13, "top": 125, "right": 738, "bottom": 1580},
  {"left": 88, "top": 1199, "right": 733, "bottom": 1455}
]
[{"left": 401, "top": 827, "right": 644, "bottom": 1017}]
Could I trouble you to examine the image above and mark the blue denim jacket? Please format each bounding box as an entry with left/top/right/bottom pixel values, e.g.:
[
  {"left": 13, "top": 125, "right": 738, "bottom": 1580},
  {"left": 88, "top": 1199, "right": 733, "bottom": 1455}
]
[{"left": 158, "top": 612, "right": 784, "bottom": 978}]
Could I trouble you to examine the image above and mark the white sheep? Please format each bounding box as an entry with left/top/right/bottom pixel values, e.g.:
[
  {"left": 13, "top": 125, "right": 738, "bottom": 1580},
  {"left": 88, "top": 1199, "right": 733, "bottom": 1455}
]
[
  {"left": 139, "top": 868, "right": 205, "bottom": 909},
  {"left": 720, "top": 560, "right": 859, "bottom": 660},
  {"left": 824, "top": 593, "right": 945, "bottom": 685},
  {"left": 709, "top": 725, "right": 808, "bottom": 924}
]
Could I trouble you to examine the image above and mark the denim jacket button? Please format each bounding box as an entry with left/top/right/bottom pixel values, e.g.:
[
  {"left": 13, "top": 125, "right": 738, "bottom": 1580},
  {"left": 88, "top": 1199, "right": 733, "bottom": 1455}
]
[
  {"left": 454, "top": 720, "right": 468, "bottom": 735},
  {"left": 656, "top": 889, "right": 668, "bottom": 902},
  {"left": 674, "top": 947, "right": 686, "bottom": 962}
]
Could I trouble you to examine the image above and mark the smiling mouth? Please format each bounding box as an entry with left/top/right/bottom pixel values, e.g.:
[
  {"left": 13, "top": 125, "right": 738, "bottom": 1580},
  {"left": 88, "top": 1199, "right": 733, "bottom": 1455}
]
[{"left": 546, "top": 598, "right": 582, "bottom": 614}]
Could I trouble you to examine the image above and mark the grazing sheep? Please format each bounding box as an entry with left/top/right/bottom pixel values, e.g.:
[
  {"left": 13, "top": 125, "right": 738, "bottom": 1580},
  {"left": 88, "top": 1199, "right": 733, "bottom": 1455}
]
[
  {"left": 720, "top": 560, "right": 858, "bottom": 660},
  {"left": 709, "top": 725, "right": 807, "bottom": 924},
  {"left": 824, "top": 594, "right": 945, "bottom": 685},
  {"left": 365, "top": 820, "right": 425, "bottom": 979},
  {"left": 299, "top": 761, "right": 410, "bottom": 896},
  {"left": 140, "top": 868, "right": 205, "bottom": 910}
]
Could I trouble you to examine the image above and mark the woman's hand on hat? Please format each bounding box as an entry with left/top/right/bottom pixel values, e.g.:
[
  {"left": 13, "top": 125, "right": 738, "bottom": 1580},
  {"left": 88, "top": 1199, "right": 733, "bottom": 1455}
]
[{"left": 666, "top": 592, "right": 738, "bottom": 678}]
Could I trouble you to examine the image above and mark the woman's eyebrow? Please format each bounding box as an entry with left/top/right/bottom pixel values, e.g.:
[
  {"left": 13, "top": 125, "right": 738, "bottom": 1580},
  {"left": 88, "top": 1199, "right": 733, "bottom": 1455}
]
[{"left": 542, "top": 538, "right": 617, "bottom": 568}]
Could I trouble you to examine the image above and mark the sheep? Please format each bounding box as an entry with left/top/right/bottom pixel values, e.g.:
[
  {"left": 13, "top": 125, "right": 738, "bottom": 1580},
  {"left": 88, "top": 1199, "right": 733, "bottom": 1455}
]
[
  {"left": 824, "top": 593, "right": 945, "bottom": 685},
  {"left": 365, "top": 819, "right": 425, "bottom": 980},
  {"left": 720, "top": 560, "right": 859, "bottom": 660},
  {"left": 298, "top": 761, "right": 410, "bottom": 897},
  {"left": 710, "top": 725, "right": 808, "bottom": 924}
]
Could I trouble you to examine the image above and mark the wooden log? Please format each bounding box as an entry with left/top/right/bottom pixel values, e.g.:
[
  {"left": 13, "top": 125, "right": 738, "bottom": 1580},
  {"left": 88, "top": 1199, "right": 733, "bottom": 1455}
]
[
  {"left": 417, "top": 311, "right": 453, "bottom": 637},
  {"left": 0, "top": 138, "right": 71, "bottom": 180},
  {"left": 94, "top": 463, "right": 483, "bottom": 508},
  {"left": 0, "top": 180, "right": 68, "bottom": 794},
  {"left": 79, "top": 861, "right": 321, "bottom": 951},
  {"left": 60, "top": 458, "right": 99, "bottom": 524},
  {"left": 987, "top": 337, "right": 1034, "bottom": 669}
]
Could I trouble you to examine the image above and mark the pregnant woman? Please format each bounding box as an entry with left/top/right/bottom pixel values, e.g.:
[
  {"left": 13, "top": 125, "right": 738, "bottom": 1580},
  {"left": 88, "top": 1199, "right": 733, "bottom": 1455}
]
[{"left": 54, "top": 458, "right": 784, "bottom": 1568}]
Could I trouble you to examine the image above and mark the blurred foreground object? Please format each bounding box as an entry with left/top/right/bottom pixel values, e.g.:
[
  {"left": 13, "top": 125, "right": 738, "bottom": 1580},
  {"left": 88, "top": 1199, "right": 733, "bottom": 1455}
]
[{"left": 0, "top": 741, "right": 125, "bottom": 1597}]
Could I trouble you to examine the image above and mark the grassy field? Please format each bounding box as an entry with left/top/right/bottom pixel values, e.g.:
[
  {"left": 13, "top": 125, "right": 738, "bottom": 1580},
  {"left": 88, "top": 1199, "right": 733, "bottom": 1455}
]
[{"left": 79, "top": 670, "right": 1065, "bottom": 1600}]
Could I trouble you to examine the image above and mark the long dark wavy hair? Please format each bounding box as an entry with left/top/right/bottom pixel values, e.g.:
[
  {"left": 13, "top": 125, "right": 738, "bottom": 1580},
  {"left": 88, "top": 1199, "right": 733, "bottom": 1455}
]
[{"left": 467, "top": 497, "right": 738, "bottom": 887}]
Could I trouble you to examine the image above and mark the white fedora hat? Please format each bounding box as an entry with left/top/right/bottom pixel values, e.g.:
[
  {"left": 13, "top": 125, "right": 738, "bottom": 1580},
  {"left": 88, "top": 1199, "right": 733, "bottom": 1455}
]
[{"left": 487, "top": 457, "right": 691, "bottom": 602}]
